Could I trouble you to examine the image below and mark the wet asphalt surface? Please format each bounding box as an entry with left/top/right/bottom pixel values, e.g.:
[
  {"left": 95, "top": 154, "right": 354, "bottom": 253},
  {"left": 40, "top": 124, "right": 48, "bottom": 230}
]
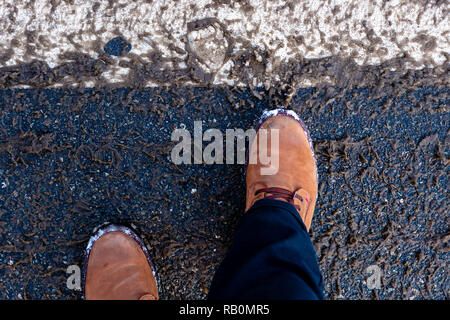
[{"left": 0, "top": 85, "right": 448, "bottom": 300}]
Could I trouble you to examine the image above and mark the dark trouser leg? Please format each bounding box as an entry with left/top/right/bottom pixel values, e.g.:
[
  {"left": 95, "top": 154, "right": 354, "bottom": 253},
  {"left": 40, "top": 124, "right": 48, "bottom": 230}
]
[{"left": 208, "top": 199, "right": 324, "bottom": 300}]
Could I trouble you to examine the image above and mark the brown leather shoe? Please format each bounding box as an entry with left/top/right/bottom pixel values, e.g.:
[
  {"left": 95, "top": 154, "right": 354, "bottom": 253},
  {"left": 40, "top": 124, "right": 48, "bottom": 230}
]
[
  {"left": 84, "top": 224, "right": 159, "bottom": 300},
  {"left": 245, "top": 109, "right": 318, "bottom": 231}
]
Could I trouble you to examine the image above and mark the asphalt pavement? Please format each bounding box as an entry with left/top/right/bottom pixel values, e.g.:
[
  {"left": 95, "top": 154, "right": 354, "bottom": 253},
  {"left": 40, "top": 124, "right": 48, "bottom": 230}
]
[{"left": 0, "top": 84, "right": 448, "bottom": 299}]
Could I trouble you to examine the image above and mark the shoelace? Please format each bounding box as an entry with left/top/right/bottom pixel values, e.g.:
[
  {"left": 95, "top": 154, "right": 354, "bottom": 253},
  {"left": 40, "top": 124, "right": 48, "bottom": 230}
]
[{"left": 254, "top": 187, "right": 307, "bottom": 210}]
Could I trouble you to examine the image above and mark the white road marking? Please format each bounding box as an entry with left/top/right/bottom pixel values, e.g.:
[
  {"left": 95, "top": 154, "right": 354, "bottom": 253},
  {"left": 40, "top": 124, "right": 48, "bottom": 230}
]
[{"left": 0, "top": 0, "right": 448, "bottom": 87}]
